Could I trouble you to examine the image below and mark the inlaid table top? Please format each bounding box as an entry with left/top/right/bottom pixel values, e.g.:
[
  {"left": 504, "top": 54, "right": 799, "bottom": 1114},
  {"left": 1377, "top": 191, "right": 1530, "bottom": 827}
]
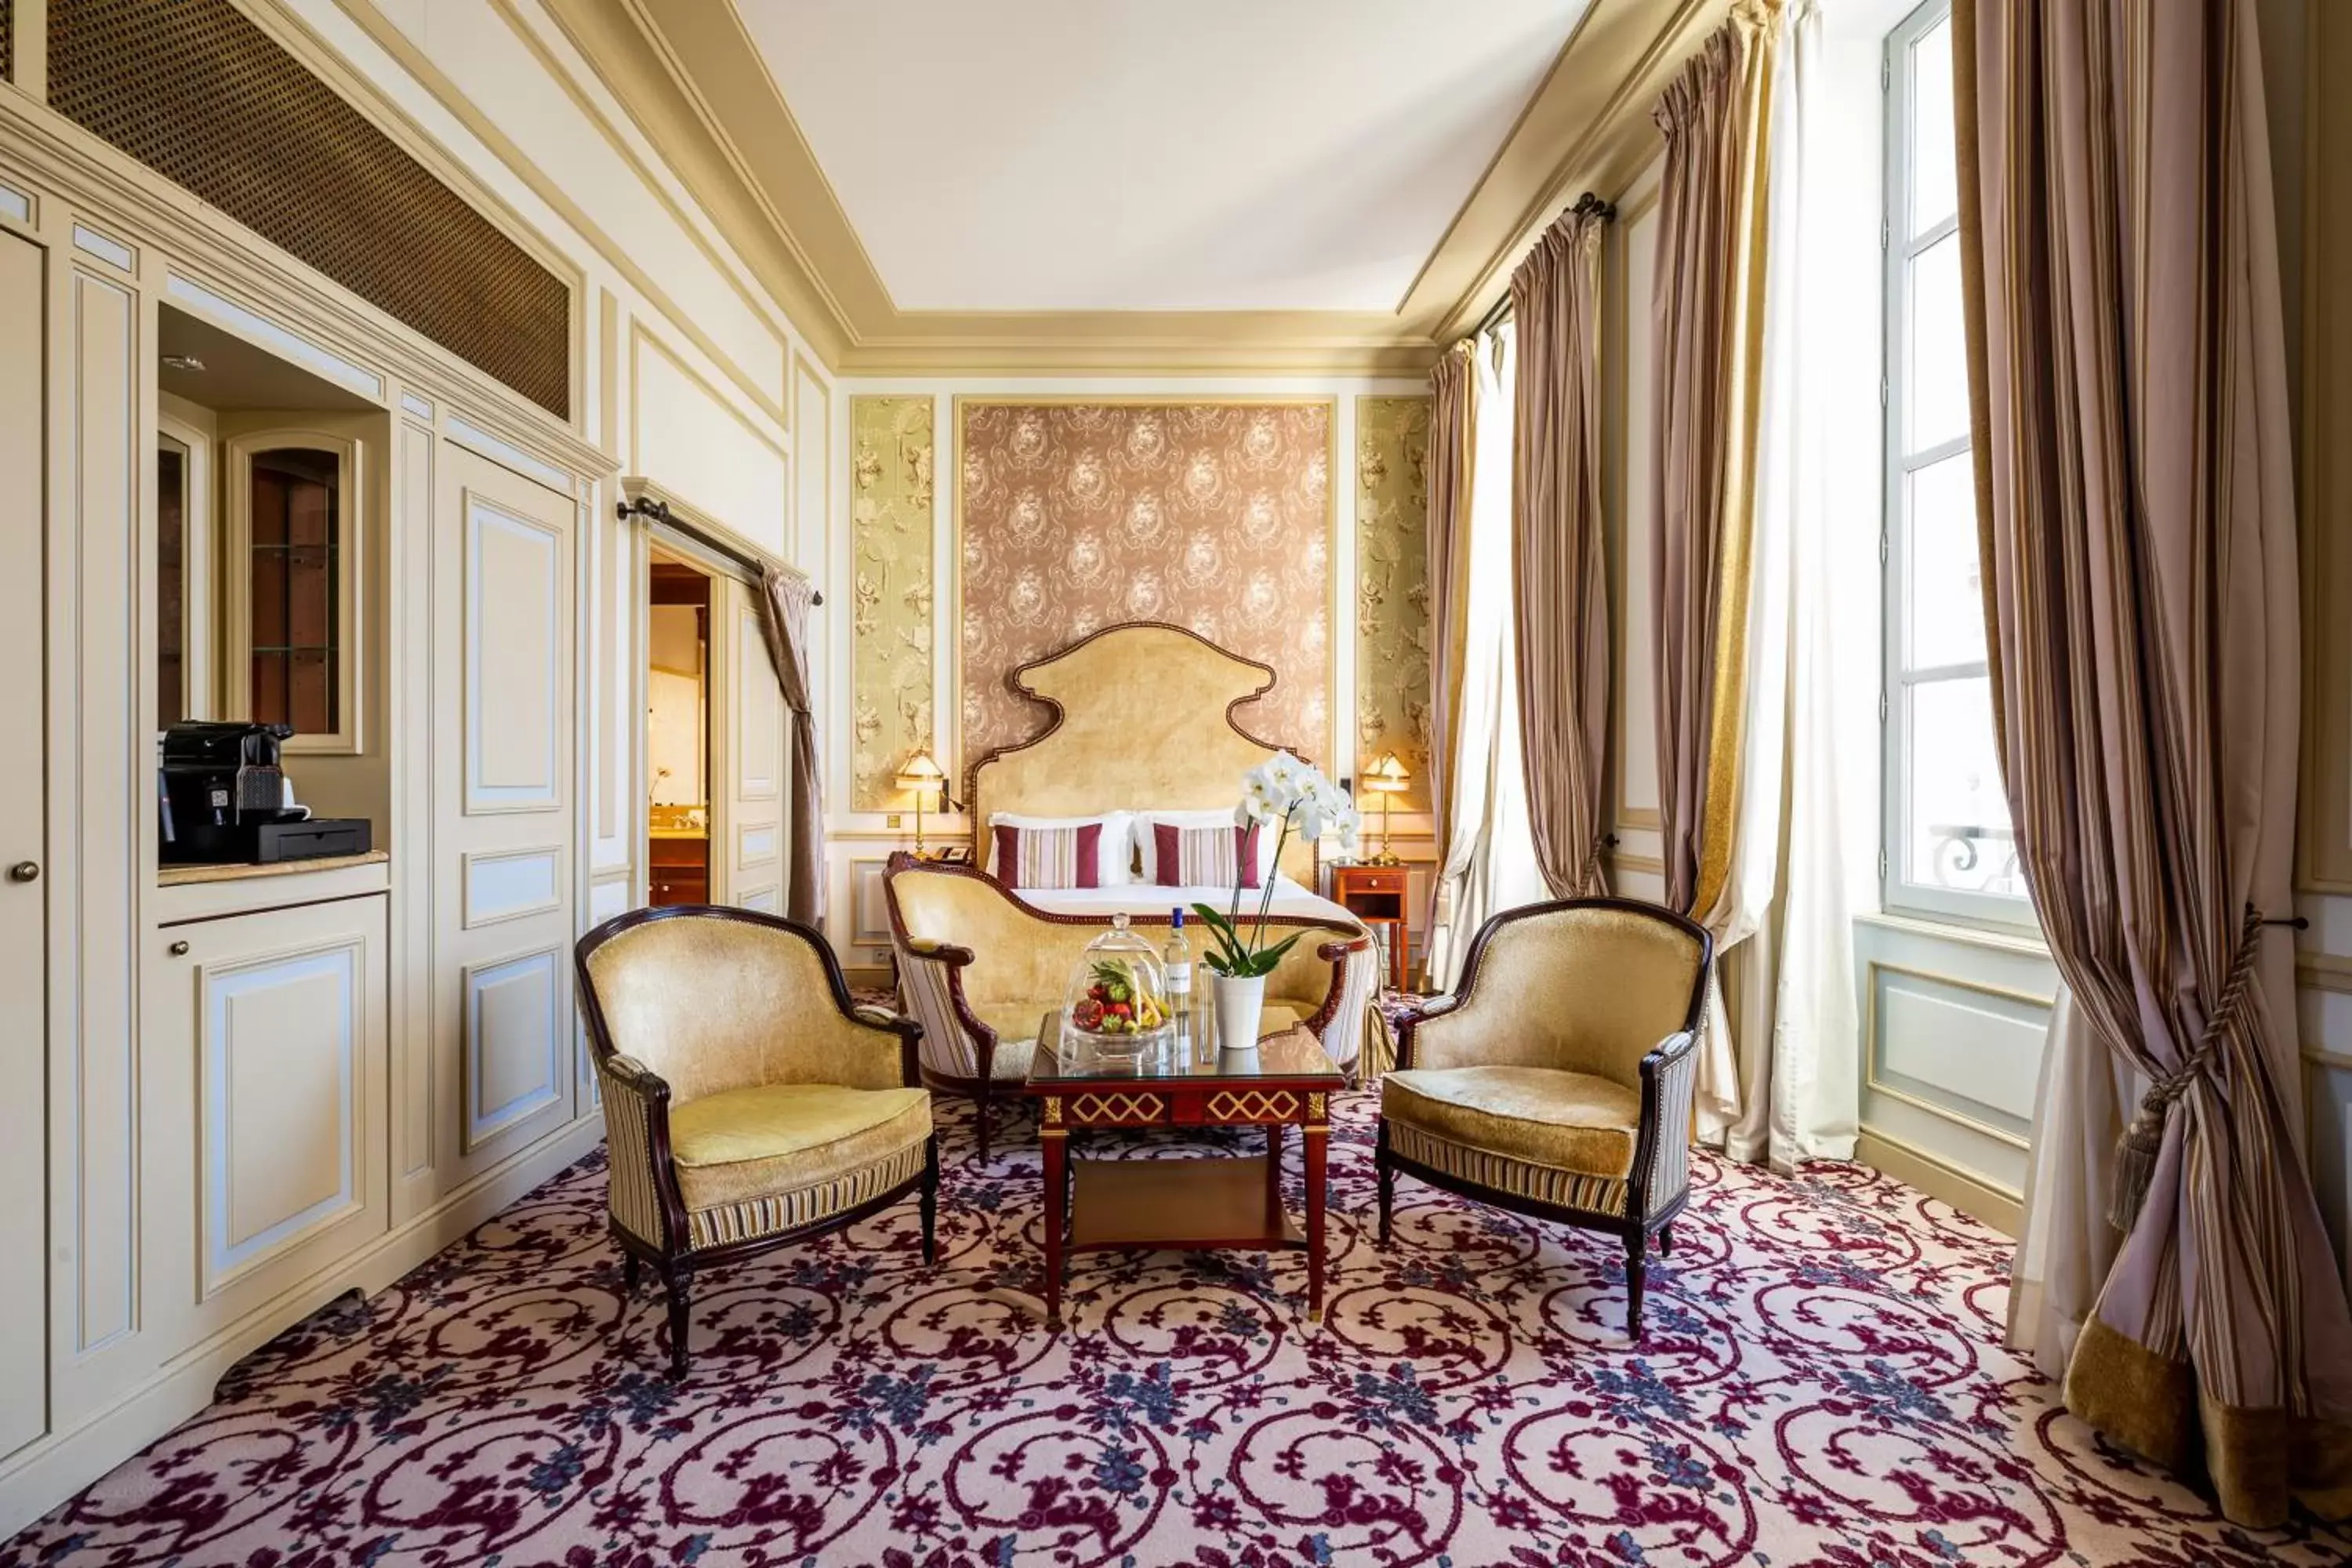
[{"left": 1025, "top": 1008, "right": 1345, "bottom": 1090}]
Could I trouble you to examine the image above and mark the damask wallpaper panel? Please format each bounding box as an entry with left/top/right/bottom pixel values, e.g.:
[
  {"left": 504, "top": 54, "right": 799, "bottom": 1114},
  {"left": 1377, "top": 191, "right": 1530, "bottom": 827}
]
[
  {"left": 956, "top": 401, "right": 1334, "bottom": 771},
  {"left": 849, "top": 396, "right": 936, "bottom": 811},
  {"left": 1355, "top": 396, "right": 1432, "bottom": 809}
]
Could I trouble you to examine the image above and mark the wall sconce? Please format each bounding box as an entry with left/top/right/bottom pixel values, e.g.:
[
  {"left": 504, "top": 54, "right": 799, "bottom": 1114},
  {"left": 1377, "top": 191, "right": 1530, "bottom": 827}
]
[{"left": 1361, "top": 752, "right": 1410, "bottom": 866}]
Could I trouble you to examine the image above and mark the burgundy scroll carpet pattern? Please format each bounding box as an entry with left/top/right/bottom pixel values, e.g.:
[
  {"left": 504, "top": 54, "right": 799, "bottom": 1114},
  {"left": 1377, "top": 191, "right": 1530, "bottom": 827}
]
[{"left": 7, "top": 1094, "right": 2348, "bottom": 1567}]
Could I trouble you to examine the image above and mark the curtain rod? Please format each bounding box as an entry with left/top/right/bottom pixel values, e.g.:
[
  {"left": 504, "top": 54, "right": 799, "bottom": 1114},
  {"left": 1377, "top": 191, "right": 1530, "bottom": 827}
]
[
  {"left": 1469, "top": 191, "right": 1619, "bottom": 340},
  {"left": 617, "top": 495, "right": 822, "bottom": 605}
]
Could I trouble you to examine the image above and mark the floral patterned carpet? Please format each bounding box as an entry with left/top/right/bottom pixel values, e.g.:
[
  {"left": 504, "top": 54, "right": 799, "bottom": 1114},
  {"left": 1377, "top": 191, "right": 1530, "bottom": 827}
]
[{"left": 5, "top": 1094, "right": 2348, "bottom": 1568}]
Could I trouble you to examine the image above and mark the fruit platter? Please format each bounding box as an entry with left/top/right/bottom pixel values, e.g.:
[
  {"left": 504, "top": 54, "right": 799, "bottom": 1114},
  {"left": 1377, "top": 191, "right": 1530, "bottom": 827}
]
[{"left": 1066, "top": 958, "right": 1171, "bottom": 1057}]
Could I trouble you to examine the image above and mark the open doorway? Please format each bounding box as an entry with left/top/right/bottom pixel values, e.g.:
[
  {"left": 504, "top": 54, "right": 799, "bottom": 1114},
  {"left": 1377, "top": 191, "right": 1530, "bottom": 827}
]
[{"left": 647, "top": 554, "right": 713, "bottom": 906}]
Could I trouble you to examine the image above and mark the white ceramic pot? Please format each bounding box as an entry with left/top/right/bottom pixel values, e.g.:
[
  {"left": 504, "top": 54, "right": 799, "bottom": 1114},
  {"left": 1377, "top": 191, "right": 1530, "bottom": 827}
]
[{"left": 1213, "top": 971, "right": 1268, "bottom": 1052}]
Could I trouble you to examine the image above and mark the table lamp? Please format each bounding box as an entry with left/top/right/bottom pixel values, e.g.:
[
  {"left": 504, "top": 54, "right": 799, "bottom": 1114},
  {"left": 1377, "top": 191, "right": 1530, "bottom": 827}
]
[
  {"left": 1362, "top": 752, "right": 1410, "bottom": 866},
  {"left": 895, "top": 749, "right": 948, "bottom": 858}
]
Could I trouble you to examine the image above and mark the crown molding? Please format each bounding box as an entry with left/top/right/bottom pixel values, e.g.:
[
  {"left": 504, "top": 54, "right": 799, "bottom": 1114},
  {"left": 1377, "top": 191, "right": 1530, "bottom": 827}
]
[{"left": 550, "top": 0, "right": 1719, "bottom": 376}]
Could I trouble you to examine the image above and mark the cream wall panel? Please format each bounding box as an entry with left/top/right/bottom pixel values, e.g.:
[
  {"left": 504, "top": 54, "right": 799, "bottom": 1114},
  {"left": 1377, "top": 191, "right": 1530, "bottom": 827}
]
[
  {"left": 1853, "top": 916, "right": 2058, "bottom": 1224},
  {"left": 633, "top": 328, "right": 789, "bottom": 559},
  {"left": 54, "top": 266, "right": 142, "bottom": 1391},
  {"left": 434, "top": 441, "right": 577, "bottom": 1189},
  {"left": 0, "top": 227, "right": 46, "bottom": 1463}
]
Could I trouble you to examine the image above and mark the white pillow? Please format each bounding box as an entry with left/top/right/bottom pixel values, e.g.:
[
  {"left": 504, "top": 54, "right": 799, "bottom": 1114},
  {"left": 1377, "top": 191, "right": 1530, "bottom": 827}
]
[
  {"left": 1134, "top": 808, "right": 1278, "bottom": 887},
  {"left": 988, "top": 811, "right": 1134, "bottom": 885}
]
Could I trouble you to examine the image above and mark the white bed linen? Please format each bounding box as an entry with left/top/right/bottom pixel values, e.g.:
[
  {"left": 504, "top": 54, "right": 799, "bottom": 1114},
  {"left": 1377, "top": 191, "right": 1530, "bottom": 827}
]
[{"left": 1015, "top": 875, "right": 1356, "bottom": 927}]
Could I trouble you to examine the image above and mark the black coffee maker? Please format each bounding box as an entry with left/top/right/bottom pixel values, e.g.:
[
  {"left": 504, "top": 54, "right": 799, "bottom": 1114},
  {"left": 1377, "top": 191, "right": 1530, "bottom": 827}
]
[{"left": 156, "top": 721, "right": 313, "bottom": 863}]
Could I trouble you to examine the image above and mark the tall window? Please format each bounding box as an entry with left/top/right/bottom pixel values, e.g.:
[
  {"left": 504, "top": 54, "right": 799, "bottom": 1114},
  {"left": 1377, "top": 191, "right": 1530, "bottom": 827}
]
[{"left": 1881, "top": 0, "right": 2023, "bottom": 924}]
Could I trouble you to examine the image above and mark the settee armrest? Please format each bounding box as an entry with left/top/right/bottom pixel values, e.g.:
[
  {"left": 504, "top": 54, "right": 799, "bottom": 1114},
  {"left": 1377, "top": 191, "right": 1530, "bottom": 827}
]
[
  {"left": 1631, "top": 1029, "right": 1701, "bottom": 1225},
  {"left": 593, "top": 1053, "right": 688, "bottom": 1250},
  {"left": 893, "top": 938, "right": 996, "bottom": 1084}
]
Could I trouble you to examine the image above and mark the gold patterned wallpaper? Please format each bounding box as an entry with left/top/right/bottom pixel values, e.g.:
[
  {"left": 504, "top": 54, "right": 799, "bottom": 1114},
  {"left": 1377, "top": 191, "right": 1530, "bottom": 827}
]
[
  {"left": 956, "top": 401, "right": 1334, "bottom": 771},
  {"left": 849, "top": 396, "right": 936, "bottom": 810},
  {"left": 1355, "top": 396, "right": 1432, "bottom": 808}
]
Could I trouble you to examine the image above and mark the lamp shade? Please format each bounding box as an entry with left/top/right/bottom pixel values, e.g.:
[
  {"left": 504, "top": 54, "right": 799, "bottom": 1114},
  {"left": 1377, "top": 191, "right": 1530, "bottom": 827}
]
[
  {"left": 1362, "top": 752, "right": 1410, "bottom": 793},
  {"left": 894, "top": 750, "right": 946, "bottom": 794}
]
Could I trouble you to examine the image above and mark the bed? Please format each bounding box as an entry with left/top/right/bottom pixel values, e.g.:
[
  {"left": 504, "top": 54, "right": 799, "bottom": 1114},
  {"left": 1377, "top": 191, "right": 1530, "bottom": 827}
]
[{"left": 883, "top": 622, "right": 1387, "bottom": 1156}]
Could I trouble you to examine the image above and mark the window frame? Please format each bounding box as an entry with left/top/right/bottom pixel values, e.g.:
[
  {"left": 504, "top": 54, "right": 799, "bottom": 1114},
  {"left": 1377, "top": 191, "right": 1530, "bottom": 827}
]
[{"left": 1878, "top": 0, "right": 2029, "bottom": 929}]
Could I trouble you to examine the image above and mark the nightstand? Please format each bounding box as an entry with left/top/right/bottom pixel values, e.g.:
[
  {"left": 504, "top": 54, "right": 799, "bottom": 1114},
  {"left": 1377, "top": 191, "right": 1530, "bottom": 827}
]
[{"left": 1330, "top": 862, "right": 1412, "bottom": 993}]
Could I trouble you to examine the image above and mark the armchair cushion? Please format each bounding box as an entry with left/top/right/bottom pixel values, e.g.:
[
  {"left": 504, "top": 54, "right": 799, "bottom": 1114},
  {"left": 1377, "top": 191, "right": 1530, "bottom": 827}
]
[
  {"left": 670, "top": 1083, "right": 931, "bottom": 1214},
  {"left": 1383, "top": 1066, "right": 1640, "bottom": 1180}
]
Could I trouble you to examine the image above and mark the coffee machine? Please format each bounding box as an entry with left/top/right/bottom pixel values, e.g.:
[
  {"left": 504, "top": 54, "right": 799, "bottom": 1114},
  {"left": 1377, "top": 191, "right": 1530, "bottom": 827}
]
[{"left": 158, "top": 721, "right": 371, "bottom": 864}]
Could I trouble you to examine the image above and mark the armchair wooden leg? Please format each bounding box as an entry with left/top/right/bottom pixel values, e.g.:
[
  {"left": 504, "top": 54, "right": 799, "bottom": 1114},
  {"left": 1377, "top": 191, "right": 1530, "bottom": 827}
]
[
  {"left": 1624, "top": 1232, "right": 1647, "bottom": 1341},
  {"left": 663, "top": 1265, "right": 695, "bottom": 1380},
  {"left": 975, "top": 1089, "right": 993, "bottom": 1167},
  {"left": 1657, "top": 1222, "right": 1674, "bottom": 1258},
  {"left": 920, "top": 1134, "right": 940, "bottom": 1265},
  {"left": 1374, "top": 1121, "right": 1395, "bottom": 1246},
  {"left": 622, "top": 1250, "right": 641, "bottom": 1294}
]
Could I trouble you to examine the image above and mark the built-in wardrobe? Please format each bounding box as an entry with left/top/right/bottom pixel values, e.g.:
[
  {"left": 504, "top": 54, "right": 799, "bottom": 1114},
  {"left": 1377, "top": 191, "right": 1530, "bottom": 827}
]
[{"left": 0, "top": 37, "right": 620, "bottom": 1537}]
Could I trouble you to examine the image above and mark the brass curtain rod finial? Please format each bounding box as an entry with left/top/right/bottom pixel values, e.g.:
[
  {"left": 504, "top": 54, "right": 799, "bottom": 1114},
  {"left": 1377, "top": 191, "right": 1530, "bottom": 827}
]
[{"left": 1570, "top": 191, "right": 1617, "bottom": 222}]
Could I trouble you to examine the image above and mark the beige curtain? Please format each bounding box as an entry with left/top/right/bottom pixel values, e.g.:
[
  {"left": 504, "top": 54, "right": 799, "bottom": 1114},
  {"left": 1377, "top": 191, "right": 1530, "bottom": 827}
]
[
  {"left": 1649, "top": 0, "right": 1782, "bottom": 1134},
  {"left": 1955, "top": 0, "right": 2352, "bottom": 1526},
  {"left": 755, "top": 564, "right": 823, "bottom": 924},
  {"left": 1423, "top": 339, "right": 1478, "bottom": 884},
  {"left": 1425, "top": 328, "right": 1547, "bottom": 993},
  {"left": 1511, "top": 201, "right": 1613, "bottom": 900}
]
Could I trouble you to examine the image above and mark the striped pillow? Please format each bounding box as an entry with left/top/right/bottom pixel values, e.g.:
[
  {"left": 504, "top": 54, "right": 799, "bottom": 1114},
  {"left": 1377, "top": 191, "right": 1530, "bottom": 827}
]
[
  {"left": 993, "top": 821, "right": 1102, "bottom": 890},
  {"left": 1152, "top": 821, "right": 1263, "bottom": 889}
]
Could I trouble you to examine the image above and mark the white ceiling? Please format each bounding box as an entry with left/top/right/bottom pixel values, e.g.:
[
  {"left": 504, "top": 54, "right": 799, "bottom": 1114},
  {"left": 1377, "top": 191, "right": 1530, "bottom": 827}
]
[{"left": 739, "top": 0, "right": 1592, "bottom": 314}]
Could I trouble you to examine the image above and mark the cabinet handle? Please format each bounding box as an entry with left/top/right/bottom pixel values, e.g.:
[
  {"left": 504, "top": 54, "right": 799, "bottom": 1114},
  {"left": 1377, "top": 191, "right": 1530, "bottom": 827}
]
[
  {"left": 167, "top": 940, "right": 191, "bottom": 956},
  {"left": 6, "top": 860, "right": 36, "bottom": 883}
]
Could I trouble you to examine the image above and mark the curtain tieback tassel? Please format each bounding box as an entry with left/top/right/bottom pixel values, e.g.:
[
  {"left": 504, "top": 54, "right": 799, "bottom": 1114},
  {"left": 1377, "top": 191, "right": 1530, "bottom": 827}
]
[{"left": 2107, "top": 902, "right": 2266, "bottom": 1233}]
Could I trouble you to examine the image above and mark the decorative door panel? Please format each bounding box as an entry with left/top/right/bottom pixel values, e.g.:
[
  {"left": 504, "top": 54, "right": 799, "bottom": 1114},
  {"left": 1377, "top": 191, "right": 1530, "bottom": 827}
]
[
  {"left": 0, "top": 227, "right": 45, "bottom": 1462},
  {"left": 464, "top": 499, "right": 564, "bottom": 814},
  {"left": 462, "top": 946, "right": 564, "bottom": 1152},
  {"left": 197, "top": 928, "right": 374, "bottom": 1298},
  {"left": 710, "top": 580, "right": 784, "bottom": 911},
  {"left": 433, "top": 443, "right": 577, "bottom": 1192},
  {"left": 47, "top": 256, "right": 147, "bottom": 1432},
  {"left": 142, "top": 896, "right": 388, "bottom": 1352}
]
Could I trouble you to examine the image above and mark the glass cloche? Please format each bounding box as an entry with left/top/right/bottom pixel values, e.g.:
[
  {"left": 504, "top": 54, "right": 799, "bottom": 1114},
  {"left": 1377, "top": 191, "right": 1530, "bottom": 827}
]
[{"left": 1062, "top": 913, "right": 1174, "bottom": 1060}]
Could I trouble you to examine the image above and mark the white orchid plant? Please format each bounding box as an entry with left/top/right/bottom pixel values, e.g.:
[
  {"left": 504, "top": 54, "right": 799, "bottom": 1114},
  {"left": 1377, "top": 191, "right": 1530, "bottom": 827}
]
[{"left": 1192, "top": 753, "right": 1363, "bottom": 978}]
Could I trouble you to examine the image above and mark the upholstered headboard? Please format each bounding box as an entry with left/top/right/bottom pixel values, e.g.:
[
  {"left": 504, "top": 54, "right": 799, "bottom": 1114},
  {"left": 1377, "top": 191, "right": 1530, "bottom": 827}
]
[{"left": 969, "top": 622, "right": 1319, "bottom": 884}]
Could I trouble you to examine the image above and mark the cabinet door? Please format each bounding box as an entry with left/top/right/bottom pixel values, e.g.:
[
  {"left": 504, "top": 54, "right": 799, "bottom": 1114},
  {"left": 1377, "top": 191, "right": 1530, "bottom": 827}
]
[
  {"left": 0, "top": 226, "right": 47, "bottom": 1463},
  {"left": 143, "top": 895, "right": 390, "bottom": 1343},
  {"left": 432, "top": 444, "right": 577, "bottom": 1189}
]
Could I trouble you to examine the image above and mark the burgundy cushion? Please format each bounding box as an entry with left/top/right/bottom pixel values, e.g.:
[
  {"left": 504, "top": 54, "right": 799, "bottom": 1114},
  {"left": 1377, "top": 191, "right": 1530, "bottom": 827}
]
[
  {"left": 1152, "top": 821, "right": 1262, "bottom": 888},
  {"left": 993, "top": 821, "right": 1102, "bottom": 890}
]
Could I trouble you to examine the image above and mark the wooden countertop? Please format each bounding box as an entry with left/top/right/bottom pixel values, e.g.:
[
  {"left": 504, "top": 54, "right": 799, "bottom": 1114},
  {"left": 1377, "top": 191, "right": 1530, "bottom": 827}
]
[{"left": 158, "top": 849, "right": 390, "bottom": 887}]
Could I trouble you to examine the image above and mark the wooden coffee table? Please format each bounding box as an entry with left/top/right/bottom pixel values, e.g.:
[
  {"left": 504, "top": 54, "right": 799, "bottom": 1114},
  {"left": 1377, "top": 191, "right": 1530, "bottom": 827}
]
[{"left": 1025, "top": 1006, "right": 1345, "bottom": 1330}]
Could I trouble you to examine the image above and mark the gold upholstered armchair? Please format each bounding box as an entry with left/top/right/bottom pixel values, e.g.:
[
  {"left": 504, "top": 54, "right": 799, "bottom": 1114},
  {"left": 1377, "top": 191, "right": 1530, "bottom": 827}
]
[
  {"left": 1377, "top": 898, "right": 1711, "bottom": 1339},
  {"left": 575, "top": 906, "right": 938, "bottom": 1377}
]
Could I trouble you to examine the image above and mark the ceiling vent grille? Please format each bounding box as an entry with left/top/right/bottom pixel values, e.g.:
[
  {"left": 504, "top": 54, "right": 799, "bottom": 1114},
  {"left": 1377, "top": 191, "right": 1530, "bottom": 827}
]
[{"left": 47, "top": 0, "right": 572, "bottom": 420}]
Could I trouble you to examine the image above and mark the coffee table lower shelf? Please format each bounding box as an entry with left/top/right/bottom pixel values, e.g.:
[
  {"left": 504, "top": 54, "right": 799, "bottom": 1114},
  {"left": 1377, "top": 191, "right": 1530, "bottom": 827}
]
[{"left": 1068, "top": 1156, "right": 1305, "bottom": 1250}]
